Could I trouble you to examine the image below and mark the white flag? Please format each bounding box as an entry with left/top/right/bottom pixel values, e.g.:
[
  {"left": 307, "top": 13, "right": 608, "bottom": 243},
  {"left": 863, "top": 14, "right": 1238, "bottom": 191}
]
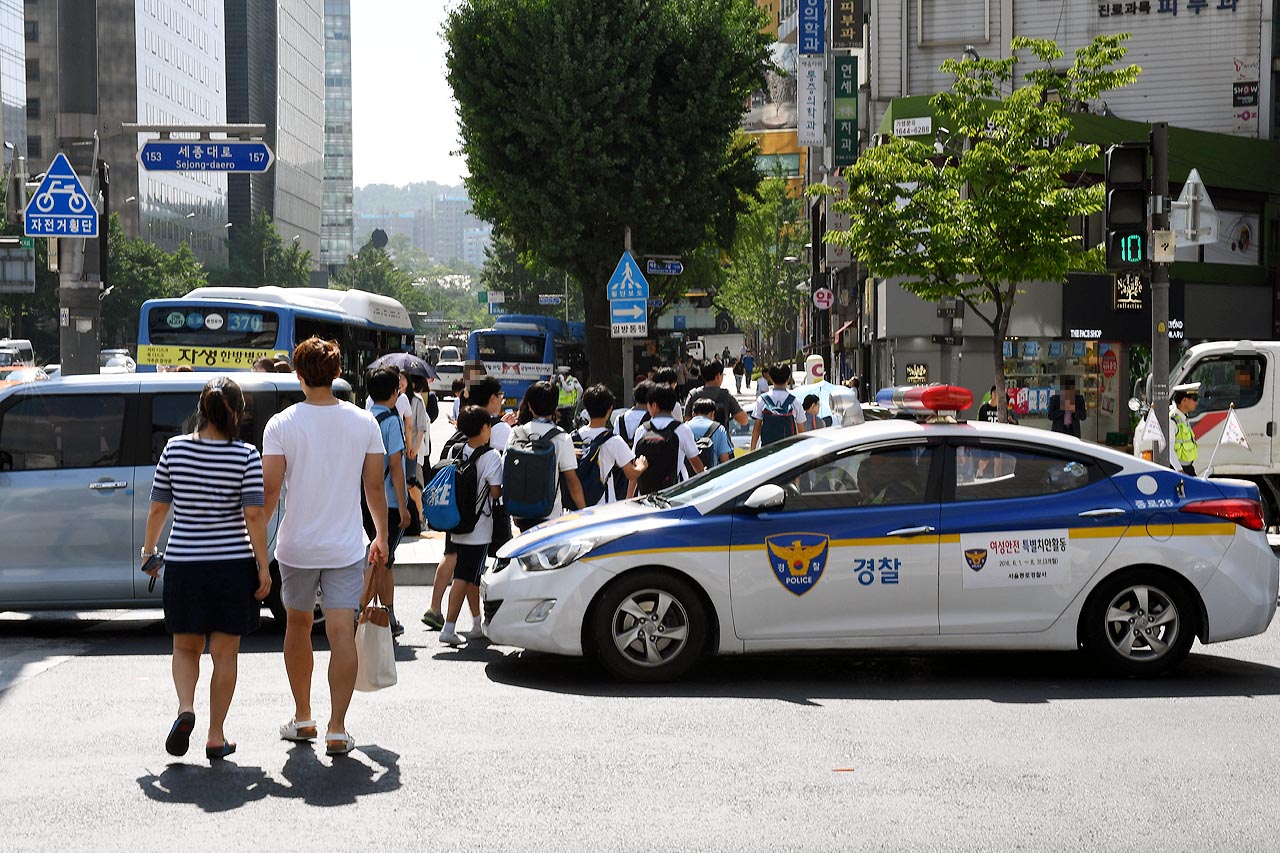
[
  {"left": 1141, "top": 408, "right": 1166, "bottom": 449},
  {"left": 1221, "top": 407, "right": 1251, "bottom": 450}
]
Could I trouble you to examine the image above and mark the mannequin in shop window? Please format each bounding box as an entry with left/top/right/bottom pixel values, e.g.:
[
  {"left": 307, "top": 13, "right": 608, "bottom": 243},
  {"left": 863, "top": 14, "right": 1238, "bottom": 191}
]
[{"left": 1048, "top": 379, "right": 1087, "bottom": 438}]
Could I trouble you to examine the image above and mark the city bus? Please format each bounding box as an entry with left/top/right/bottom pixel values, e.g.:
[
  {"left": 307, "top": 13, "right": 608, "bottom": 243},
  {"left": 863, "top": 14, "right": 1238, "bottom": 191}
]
[
  {"left": 467, "top": 314, "right": 585, "bottom": 407},
  {"left": 137, "top": 286, "right": 414, "bottom": 399}
]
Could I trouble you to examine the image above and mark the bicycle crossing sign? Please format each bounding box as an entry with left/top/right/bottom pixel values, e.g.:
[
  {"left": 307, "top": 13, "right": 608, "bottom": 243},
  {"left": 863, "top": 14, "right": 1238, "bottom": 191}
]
[
  {"left": 606, "top": 251, "right": 649, "bottom": 300},
  {"left": 25, "top": 153, "right": 98, "bottom": 238}
]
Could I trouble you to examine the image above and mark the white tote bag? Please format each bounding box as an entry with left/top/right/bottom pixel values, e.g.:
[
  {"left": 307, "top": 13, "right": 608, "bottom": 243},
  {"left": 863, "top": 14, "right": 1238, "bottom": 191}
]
[{"left": 355, "top": 574, "right": 397, "bottom": 692}]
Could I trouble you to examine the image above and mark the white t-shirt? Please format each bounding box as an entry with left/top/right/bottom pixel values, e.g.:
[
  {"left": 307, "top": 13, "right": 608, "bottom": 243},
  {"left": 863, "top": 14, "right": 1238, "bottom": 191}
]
[
  {"left": 490, "top": 419, "right": 512, "bottom": 453},
  {"left": 511, "top": 420, "right": 577, "bottom": 518},
  {"left": 577, "top": 425, "right": 635, "bottom": 504},
  {"left": 753, "top": 389, "right": 806, "bottom": 425},
  {"left": 366, "top": 393, "right": 411, "bottom": 420},
  {"left": 632, "top": 415, "right": 700, "bottom": 482},
  {"left": 264, "top": 400, "right": 385, "bottom": 569},
  {"left": 614, "top": 407, "right": 650, "bottom": 444},
  {"left": 451, "top": 444, "right": 504, "bottom": 546}
]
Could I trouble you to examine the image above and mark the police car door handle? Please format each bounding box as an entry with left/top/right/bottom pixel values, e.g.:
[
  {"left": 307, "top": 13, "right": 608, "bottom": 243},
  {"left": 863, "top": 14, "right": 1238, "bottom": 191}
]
[
  {"left": 88, "top": 481, "right": 127, "bottom": 490},
  {"left": 1078, "top": 508, "right": 1126, "bottom": 518},
  {"left": 886, "top": 525, "right": 935, "bottom": 537}
]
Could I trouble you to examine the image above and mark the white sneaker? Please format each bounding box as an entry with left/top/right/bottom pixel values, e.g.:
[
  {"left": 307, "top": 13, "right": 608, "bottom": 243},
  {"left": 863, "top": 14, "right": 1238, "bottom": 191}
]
[
  {"left": 439, "top": 627, "right": 465, "bottom": 646},
  {"left": 463, "top": 623, "right": 485, "bottom": 641}
]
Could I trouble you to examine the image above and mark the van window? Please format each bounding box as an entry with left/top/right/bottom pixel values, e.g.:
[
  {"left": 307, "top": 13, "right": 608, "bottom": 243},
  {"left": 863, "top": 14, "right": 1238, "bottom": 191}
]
[
  {"left": 1184, "top": 355, "right": 1266, "bottom": 413},
  {"left": 149, "top": 391, "right": 265, "bottom": 461},
  {"left": 0, "top": 395, "right": 126, "bottom": 470}
]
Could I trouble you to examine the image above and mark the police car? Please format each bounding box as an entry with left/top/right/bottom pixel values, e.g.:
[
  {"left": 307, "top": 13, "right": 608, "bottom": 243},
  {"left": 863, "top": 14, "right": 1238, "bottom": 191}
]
[{"left": 482, "top": 386, "right": 1279, "bottom": 682}]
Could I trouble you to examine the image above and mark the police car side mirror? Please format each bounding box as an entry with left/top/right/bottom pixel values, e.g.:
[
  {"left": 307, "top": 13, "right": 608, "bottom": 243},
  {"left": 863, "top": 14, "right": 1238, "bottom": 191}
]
[{"left": 744, "top": 484, "right": 786, "bottom": 512}]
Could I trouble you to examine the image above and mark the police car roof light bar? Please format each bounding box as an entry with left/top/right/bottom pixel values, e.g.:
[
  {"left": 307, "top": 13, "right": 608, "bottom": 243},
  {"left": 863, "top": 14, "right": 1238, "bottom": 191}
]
[{"left": 875, "top": 384, "right": 974, "bottom": 416}]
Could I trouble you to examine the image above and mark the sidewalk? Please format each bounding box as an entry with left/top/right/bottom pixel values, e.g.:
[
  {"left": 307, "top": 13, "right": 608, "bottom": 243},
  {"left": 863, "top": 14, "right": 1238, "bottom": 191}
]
[{"left": 389, "top": 530, "right": 444, "bottom": 585}]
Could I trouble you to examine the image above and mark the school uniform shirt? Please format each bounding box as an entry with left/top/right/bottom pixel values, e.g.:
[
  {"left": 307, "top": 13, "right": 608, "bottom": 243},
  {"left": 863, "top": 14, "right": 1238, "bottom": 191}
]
[
  {"left": 450, "top": 443, "right": 504, "bottom": 546},
  {"left": 263, "top": 400, "right": 385, "bottom": 569},
  {"left": 369, "top": 403, "right": 406, "bottom": 508},
  {"left": 752, "top": 389, "right": 806, "bottom": 426},
  {"left": 514, "top": 419, "right": 578, "bottom": 518},
  {"left": 614, "top": 407, "right": 650, "bottom": 444},
  {"left": 632, "top": 415, "right": 701, "bottom": 481},
  {"left": 366, "top": 393, "right": 411, "bottom": 420},
  {"left": 490, "top": 419, "right": 512, "bottom": 453},
  {"left": 576, "top": 425, "right": 636, "bottom": 504},
  {"left": 687, "top": 416, "right": 733, "bottom": 464}
]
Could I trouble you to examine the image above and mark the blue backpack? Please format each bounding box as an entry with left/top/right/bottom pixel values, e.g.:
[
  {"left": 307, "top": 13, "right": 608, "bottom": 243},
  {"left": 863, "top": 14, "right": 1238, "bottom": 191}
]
[
  {"left": 572, "top": 427, "right": 615, "bottom": 508},
  {"left": 759, "top": 393, "right": 798, "bottom": 446},
  {"left": 423, "top": 445, "right": 491, "bottom": 534},
  {"left": 503, "top": 425, "right": 563, "bottom": 519}
]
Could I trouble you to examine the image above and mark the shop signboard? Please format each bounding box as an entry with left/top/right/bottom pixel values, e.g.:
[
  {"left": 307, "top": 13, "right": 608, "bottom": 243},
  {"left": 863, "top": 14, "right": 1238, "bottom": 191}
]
[{"left": 1063, "top": 273, "right": 1184, "bottom": 343}]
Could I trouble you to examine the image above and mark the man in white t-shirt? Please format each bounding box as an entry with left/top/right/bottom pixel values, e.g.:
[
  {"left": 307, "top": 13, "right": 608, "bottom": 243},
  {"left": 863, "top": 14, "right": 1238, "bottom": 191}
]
[
  {"left": 751, "top": 363, "right": 807, "bottom": 450},
  {"left": 613, "top": 381, "right": 652, "bottom": 447},
  {"left": 262, "top": 336, "right": 388, "bottom": 758},
  {"left": 575, "top": 384, "right": 648, "bottom": 505},
  {"left": 506, "top": 381, "right": 586, "bottom": 531},
  {"left": 630, "top": 384, "right": 703, "bottom": 496}
]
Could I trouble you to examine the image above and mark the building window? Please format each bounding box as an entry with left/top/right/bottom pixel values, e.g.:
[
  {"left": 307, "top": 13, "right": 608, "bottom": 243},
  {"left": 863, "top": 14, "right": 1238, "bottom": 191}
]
[
  {"left": 26, "top": 98, "right": 39, "bottom": 120},
  {"left": 24, "top": 21, "right": 37, "bottom": 43},
  {"left": 25, "top": 59, "right": 38, "bottom": 82},
  {"left": 27, "top": 136, "right": 41, "bottom": 160}
]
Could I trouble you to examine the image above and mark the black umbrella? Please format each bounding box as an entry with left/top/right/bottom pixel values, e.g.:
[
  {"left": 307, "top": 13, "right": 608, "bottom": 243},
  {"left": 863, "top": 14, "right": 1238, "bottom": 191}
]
[{"left": 369, "top": 351, "right": 436, "bottom": 379}]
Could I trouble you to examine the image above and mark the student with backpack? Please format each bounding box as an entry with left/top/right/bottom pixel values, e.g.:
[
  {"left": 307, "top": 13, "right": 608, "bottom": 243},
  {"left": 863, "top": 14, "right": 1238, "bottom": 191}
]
[
  {"left": 613, "top": 380, "right": 652, "bottom": 447},
  {"left": 751, "top": 363, "right": 806, "bottom": 449},
  {"left": 504, "top": 381, "right": 585, "bottom": 530},
  {"left": 630, "top": 384, "right": 703, "bottom": 496},
  {"left": 362, "top": 368, "right": 411, "bottom": 636},
  {"left": 431, "top": 406, "right": 503, "bottom": 647},
  {"left": 652, "top": 366, "right": 684, "bottom": 421},
  {"left": 682, "top": 361, "right": 748, "bottom": 428},
  {"left": 687, "top": 397, "right": 733, "bottom": 474},
  {"left": 802, "top": 394, "right": 824, "bottom": 432},
  {"left": 572, "top": 384, "right": 648, "bottom": 506}
]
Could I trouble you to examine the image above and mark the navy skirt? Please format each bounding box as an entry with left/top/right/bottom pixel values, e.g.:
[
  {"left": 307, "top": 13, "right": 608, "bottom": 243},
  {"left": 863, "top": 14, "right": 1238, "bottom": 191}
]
[{"left": 162, "top": 556, "right": 262, "bottom": 636}]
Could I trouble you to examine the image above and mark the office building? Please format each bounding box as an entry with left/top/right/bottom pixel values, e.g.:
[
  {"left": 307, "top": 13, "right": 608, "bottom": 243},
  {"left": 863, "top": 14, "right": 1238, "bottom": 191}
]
[
  {"left": 1, "top": 0, "right": 24, "bottom": 165},
  {"left": 321, "top": 0, "right": 352, "bottom": 270}
]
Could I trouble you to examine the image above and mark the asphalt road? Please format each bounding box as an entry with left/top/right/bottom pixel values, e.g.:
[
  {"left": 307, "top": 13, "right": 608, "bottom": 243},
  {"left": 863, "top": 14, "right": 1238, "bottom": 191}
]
[{"left": 3, "top": 586, "right": 1280, "bottom": 852}]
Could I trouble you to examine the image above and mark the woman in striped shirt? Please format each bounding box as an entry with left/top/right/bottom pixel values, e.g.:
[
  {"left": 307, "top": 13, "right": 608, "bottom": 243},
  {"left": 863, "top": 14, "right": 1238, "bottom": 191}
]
[{"left": 142, "top": 377, "right": 271, "bottom": 762}]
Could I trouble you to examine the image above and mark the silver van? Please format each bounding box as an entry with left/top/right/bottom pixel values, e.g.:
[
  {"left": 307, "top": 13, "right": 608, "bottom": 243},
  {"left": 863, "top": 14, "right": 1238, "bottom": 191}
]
[{"left": 0, "top": 371, "right": 350, "bottom": 621}]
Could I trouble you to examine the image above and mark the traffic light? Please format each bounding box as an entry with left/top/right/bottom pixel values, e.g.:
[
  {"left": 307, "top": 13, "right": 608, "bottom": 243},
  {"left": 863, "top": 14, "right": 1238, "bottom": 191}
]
[{"left": 1104, "top": 143, "right": 1149, "bottom": 272}]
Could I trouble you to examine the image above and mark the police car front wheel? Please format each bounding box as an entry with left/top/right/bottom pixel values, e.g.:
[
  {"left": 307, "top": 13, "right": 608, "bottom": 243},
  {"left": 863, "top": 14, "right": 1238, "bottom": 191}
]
[
  {"left": 590, "top": 571, "right": 707, "bottom": 682},
  {"left": 1082, "top": 569, "right": 1196, "bottom": 675}
]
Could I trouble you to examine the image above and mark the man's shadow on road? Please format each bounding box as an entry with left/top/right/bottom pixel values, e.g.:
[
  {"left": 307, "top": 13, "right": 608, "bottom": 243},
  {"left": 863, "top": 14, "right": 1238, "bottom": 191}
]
[{"left": 136, "top": 743, "right": 400, "bottom": 812}]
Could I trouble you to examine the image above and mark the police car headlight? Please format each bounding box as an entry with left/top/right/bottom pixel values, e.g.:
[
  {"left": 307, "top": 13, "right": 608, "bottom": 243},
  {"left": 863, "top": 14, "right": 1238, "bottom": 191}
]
[{"left": 520, "top": 535, "right": 620, "bottom": 572}]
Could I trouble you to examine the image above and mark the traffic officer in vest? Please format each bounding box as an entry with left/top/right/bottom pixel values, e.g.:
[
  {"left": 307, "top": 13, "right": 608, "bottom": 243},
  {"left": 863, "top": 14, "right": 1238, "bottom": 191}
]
[
  {"left": 556, "top": 365, "right": 583, "bottom": 430},
  {"left": 1169, "top": 382, "right": 1200, "bottom": 475}
]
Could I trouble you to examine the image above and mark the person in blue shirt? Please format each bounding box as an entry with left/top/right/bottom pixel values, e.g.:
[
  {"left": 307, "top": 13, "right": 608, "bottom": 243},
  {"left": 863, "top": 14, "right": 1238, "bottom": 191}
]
[
  {"left": 362, "top": 367, "right": 410, "bottom": 635},
  {"left": 687, "top": 397, "right": 733, "bottom": 469}
]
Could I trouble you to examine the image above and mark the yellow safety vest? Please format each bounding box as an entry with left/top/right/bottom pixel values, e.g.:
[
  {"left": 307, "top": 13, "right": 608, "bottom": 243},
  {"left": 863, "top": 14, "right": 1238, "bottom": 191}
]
[
  {"left": 1170, "top": 407, "right": 1198, "bottom": 464},
  {"left": 558, "top": 378, "right": 579, "bottom": 407}
]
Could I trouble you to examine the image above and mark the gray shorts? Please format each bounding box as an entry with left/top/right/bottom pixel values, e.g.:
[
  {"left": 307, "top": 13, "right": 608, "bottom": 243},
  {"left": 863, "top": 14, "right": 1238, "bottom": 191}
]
[{"left": 279, "top": 558, "right": 367, "bottom": 613}]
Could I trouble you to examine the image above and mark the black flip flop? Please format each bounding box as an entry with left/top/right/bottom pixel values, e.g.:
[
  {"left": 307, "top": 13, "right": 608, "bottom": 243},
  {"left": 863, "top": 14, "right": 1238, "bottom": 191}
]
[
  {"left": 165, "top": 711, "right": 196, "bottom": 757},
  {"left": 205, "top": 741, "right": 236, "bottom": 761}
]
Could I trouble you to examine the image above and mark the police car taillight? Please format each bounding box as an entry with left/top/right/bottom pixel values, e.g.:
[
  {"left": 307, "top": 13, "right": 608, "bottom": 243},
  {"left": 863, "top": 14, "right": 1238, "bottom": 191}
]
[
  {"left": 1180, "top": 498, "right": 1266, "bottom": 531},
  {"left": 875, "top": 385, "right": 974, "bottom": 420}
]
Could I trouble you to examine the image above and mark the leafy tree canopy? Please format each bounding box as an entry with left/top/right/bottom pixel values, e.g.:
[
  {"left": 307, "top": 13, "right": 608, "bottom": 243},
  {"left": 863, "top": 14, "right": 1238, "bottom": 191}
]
[
  {"left": 210, "top": 210, "right": 312, "bottom": 287},
  {"left": 446, "top": 0, "right": 772, "bottom": 386},
  {"left": 103, "top": 214, "right": 207, "bottom": 345}
]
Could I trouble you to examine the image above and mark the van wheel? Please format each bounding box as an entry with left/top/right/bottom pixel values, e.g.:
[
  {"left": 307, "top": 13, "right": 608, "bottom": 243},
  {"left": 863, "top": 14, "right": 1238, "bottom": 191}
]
[
  {"left": 1081, "top": 570, "right": 1195, "bottom": 675},
  {"left": 263, "top": 561, "right": 325, "bottom": 632},
  {"left": 590, "top": 571, "right": 706, "bottom": 682}
]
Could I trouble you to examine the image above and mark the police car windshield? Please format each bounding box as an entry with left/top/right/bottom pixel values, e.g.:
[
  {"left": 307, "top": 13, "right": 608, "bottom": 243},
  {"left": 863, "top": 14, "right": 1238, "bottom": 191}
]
[{"left": 661, "top": 434, "right": 814, "bottom": 506}]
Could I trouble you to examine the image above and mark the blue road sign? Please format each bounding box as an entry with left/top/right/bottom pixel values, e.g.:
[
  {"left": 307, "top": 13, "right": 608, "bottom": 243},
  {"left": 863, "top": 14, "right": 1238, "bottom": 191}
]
[
  {"left": 488, "top": 302, "right": 504, "bottom": 315},
  {"left": 606, "top": 251, "right": 649, "bottom": 300},
  {"left": 609, "top": 298, "right": 647, "bottom": 324},
  {"left": 538, "top": 294, "right": 563, "bottom": 305},
  {"left": 138, "top": 140, "right": 275, "bottom": 173},
  {"left": 646, "top": 297, "right": 664, "bottom": 309},
  {"left": 674, "top": 315, "right": 687, "bottom": 330},
  {"left": 646, "top": 258, "right": 684, "bottom": 276},
  {"left": 25, "top": 153, "right": 98, "bottom": 238}
]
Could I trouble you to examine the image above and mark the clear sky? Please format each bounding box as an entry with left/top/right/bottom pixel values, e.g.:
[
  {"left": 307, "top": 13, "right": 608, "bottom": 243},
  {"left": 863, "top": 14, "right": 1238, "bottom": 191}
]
[{"left": 350, "top": 1, "right": 467, "bottom": 189}]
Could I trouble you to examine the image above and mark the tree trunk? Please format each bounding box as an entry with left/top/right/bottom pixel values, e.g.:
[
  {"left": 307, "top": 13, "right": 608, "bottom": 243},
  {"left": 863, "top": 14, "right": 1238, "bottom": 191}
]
[
  {"left": 580, "top": 276, "right": 616, "bottom": 391},
  {"left": 993, "top": 301, "right": 1011, "bottom": 422}
]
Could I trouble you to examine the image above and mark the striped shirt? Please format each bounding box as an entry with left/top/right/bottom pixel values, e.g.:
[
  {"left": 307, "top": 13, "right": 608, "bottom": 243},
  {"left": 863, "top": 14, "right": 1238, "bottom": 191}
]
[{"left": 151, "top": 435, "right": 265, "bottom": 561}]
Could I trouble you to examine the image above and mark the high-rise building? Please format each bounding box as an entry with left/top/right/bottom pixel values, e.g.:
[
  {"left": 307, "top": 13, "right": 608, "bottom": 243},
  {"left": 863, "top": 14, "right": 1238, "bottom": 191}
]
[
  {"left": 25, "top": 0, "right": 229, "bottom": 265},
  {"left": 0, "top": 0, "right": 25, "bottom": 167},
  {"left": 224, "top": 0, "right": 324, "bottom": 265},
  {"left": 321, "top": 0, "right": 353, "bottom": 271}
]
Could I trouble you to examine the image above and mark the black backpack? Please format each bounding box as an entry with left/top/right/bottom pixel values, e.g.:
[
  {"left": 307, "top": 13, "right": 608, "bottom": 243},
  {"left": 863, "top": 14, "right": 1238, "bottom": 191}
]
[
  {"left": 635, "top": 421, "right": 682, "bottom": 495},
  {"left": 686, "top": 386, "right": 729, "bottom": 426},
  {"left": 503, "top": 425, "right": 564, "bottom": 519},
  {"left": 688, "top": 420, "right": 724, "bottom": 475},
  {"left": 572, "top": 427, "right": 615, "bottom": 507}
]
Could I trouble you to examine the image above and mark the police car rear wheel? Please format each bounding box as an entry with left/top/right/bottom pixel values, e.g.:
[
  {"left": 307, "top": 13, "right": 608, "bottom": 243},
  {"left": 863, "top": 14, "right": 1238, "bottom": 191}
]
[
  {"left": 1082, "top": 570, "right": 1195, "bottom": 675},
  {"left": 592, "top": 572, "right": 707, "bottom": 682}
]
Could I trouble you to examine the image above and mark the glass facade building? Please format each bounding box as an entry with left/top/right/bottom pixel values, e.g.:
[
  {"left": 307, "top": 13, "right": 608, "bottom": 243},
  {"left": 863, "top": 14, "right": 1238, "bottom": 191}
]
[
  {"left": 321, "top": 0, "right": 352, "bottom": 269},
  {"left": 0, "top": 0, "right": 24, "bottom": 166}
]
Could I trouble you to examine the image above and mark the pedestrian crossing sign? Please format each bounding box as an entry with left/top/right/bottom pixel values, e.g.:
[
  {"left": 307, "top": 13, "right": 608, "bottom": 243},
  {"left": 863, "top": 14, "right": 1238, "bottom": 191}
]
[{"left": 606, "top": 251, "right": 649, "bottom": 300}]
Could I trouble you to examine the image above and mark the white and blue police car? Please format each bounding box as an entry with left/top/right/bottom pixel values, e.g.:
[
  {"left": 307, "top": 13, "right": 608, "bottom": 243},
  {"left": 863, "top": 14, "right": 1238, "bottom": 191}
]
[{"left": 481, "top": 386, "right": 1279, "bottom": 682}]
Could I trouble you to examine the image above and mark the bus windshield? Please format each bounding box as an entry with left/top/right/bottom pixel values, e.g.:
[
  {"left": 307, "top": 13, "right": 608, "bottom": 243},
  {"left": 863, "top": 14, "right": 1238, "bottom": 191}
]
[
  {"left": 146, "top": 306, "right": 280, "bottom": 349},
  {"left": 474, "top": 332, "right": 548, "bottom": 361}
]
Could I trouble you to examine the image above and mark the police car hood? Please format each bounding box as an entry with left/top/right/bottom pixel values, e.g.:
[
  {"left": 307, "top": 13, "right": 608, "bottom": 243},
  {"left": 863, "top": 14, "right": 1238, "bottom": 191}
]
[{"left": 494, "top": 498, "right": 686, "bottom": 560}]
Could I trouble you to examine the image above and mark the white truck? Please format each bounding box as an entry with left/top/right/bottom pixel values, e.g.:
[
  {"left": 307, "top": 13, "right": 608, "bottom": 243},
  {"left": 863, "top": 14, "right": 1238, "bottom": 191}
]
[{"left": 1135, "top": 340, "right": 1280, "bottom": 524}]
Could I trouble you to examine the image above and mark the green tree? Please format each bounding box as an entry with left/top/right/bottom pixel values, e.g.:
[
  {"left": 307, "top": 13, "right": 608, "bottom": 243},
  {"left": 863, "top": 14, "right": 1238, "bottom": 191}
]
[
  {"left": 478, "top": 230, "right": 581, "bottom": 320},
  {"left": 446, "top": 0, "right": 771, "bottom": 386},
  {"left": 827, "top": 34, "right": 1140, "bottom": 418},
  {"left": 102, "top": 214, "right": 208, "bottom": 345},
  {"left": 331, "top": 243, "right": 416, "bottom": 303},
  {"left": 211, "top": 210, "right": 312, "bottom": 287},
  {"left": 715, "top": 175, "right": 807, "bottom": 363}
]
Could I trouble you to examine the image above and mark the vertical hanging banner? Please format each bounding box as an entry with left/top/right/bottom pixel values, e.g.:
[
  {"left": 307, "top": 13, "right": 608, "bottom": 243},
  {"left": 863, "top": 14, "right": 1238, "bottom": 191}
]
[
  {"left": 833, "top": 56, "right": 858, "bottom": 166},
  {"left": 798, "top": 0, "right": 825, "bottom": 55},
  {"left": 797, "top": 56, "right": 826, "bottom": 148},
  {"left": 832, "top": 0, "right": 863, "bottom": 50},
  {"left": 825, "top": 175, "right": 852, "bottom": 269}
]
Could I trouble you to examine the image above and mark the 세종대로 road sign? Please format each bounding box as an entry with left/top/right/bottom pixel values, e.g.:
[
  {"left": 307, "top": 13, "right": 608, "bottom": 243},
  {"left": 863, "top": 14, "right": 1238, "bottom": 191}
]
[
  {"left": 138, "top": 139, "right": 275, "bottom": 172},
  {"left": 606, "top": 251, "right": 649, "bottom": 300},
  {"left": 25, "top": 153, "right": 98, "bottom": 238}
]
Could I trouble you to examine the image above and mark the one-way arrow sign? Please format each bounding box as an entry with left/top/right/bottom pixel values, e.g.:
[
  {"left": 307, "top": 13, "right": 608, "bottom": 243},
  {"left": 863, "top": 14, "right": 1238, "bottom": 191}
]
[{"left": 609, "top": 299, "right": 647, "bottom": 322}]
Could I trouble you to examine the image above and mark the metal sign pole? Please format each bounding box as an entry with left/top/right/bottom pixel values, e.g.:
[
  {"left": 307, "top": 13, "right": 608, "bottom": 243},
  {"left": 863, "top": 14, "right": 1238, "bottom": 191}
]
[
  {"left": 622, "top": 227, "right": 634, "bottom": 405},
  {"left": 1150, "top": 122, "right": 1171, "bottom": 465}
]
